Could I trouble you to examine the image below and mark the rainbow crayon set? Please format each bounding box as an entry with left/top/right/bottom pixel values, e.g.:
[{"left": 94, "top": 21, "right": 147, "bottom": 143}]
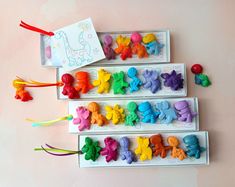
[
  {"left": 56, "top": 63, "right": 187, "bottom": 100},
  {"left": 78, "top": 132, "right": 209, "bottom": 167},
  {"left": 68, "top": 98, "right": 199, "bottom": 134},
  {"left": 16, "top": 18, "right": 209, "bottom": 168}
]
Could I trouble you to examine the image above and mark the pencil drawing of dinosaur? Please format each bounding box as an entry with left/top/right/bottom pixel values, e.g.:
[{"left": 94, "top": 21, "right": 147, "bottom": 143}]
[{"left": 55, "top": 31, "right": 93, "bottom": 67}]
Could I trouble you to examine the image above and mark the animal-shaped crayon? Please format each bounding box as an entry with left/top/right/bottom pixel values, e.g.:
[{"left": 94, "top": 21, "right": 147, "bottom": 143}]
[
  {"left": 112, "top": 71, "right": 129, "bottom": 94},
  {"left": 174, "top": 100, "right": 197, "bottom": 123},
  {"left": 81, "top": 137, "right": 102, "bottom": 161},
  {"left": 131, "top": 32, "right": 148, "bottom": 58},
  {"left": 73, "top": 106, "right": 91, "bottom": 131},
  {"left": 125, "top": 102, "right": 139, "bottom": 126},
  {"left": 120, "top": 137, "right": 136, "bottom": 164},
  {"left": 61, "top": 73, "right": 79, "bottom": 99},
  {"left": 115, "top": 35, "right": 132, "bottom": 60},
  {"left": 195, "top": 74, "right": 211, "bottom": 87},
  {"left": 191, "top": 64, "right": 211, "bottom": 87},
  {"left": 93, "top": 69, "right": 111, "bottom": 94},
  {"left": 142, "top": 33, "right": 164, "bottom": 55},
  {"left": 103, "top": 34, "right": 116, "bottom": 60},
  {"left": 142, "top": 69, "right": 161, "bottom": 93},
  {"left": 183, "top": 135, "right": 205, "bottom": 159},
  {"left": 150, "top": 134, "right": 171, "bottom": 158},
  {"left": 127, "top": 67, "right": 142, "bottom": 93},
  {"left": 135, "top": 137, "right": 152, "bottom": 161},
  {"left": 161, "top": 70, "right": 184, "bottom": 91},
  {"left": 100, "top": 137, "right": 119, "bottom": 162},
  {"left": 167, "top": 136, "right": 187, "bottom": 160},
  {"left": 13, "top": 79, "right": 33, "bottom": 102},
  {"left": 88, "top": 102, "right": 108, "bottom": 126},
  {"left": 105, "top": 104, "right": 125, "bottom": 125},
  {"left": 74, "top": 71, "right": 93, "bottom": 94},
  {"left": 156, "top": 101, "right": 177, "bottom": 124},
  {"left": 138, "top": 102, "right": 159, "bottom": 123}
]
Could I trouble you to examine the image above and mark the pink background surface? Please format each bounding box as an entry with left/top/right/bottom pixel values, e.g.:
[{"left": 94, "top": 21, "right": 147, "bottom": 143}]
[{"left": 1, "top": 0, "right": 235, "bottom": 186}]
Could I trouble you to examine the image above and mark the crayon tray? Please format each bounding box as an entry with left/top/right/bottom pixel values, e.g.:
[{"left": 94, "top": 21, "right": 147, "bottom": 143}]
[
  {"left": 41, "top": 30, "right": 170, "bottom": 67},
  {"left": 69, "top": 97, "right": 199, "bottom": 134},
  {"left": 78, "top": 131, "right": 209, "bottom": 168},
  {"left": 96, "top": 30, "right": 170, "bottom": 65},
  {"left": 57, "top": 63, "right": 187, "bottom": 100}
]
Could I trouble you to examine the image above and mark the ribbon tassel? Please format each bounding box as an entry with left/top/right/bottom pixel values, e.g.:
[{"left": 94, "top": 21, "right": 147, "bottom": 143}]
[
  {"left": 35, "top": 144, "right": 82, "bottom": 156},
  {"left": 26, "top": 114, "right": 73, "bottom": 127},
  {"left": 19, "top": 20, "right": 54, "bottom": 36},
  {"left": 14, "top": 76, "right": 64, "bottom": 88}
]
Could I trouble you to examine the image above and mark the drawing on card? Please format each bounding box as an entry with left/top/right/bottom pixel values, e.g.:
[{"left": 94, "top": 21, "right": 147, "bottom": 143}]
[
  {"left": 48, "top": 18, "right": 105, "bottom": 71},
  {"left": 54, "top": 31, "right": 93, "bottom": 67}
]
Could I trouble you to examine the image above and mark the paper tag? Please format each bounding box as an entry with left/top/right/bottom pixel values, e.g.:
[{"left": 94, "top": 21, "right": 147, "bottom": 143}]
[{"left": 50, "top": 18, "right": 105, "bottom": 71}]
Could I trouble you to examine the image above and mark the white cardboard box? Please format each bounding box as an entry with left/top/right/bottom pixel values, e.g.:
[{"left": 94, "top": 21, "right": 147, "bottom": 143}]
[
  {"left": 57, "top": 63, "right": 187, "bottom": 100},
  {"left": 69, "top": 97, "right": 199, "bottom": 134},
  {"left": 78, "top": 131, "right": 209, "bottom": 168},
  {"left": 96, "top": 30, "right": 170, "bottom": 65},
  {"left": 41, "top": 29, "right": 170, "bottom": 68}
]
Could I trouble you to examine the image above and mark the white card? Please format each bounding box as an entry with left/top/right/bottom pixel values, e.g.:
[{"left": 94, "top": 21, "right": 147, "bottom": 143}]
[{"left": 41, "top": 18, "right": 105, "bottom": 70}]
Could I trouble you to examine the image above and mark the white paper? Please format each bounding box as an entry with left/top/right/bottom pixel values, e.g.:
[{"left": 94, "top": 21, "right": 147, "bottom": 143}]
[{"left": 41, "top": 18, "right": 105, "bottom": 70}]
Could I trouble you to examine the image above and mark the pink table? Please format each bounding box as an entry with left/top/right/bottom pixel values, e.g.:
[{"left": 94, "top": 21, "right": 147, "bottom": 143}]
[{"left": 1, "top": 0, "right": 235, "bottom": 186}]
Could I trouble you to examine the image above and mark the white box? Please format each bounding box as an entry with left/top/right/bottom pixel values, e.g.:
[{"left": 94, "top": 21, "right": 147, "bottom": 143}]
[
  {"left": 96, "top": 30, "right": 170, "bottom": 65},
  {"left": 41, "top": 30, "right": 170, "bottom": 68},
  {"left": 57, "top": 63, "right": 187, "bottom": 100},
  {"left": 69, "top": 97, "right": 199, "bottom": 134},
  {"left": 78, "top": 131, "right": 209, "bottom": 168}
]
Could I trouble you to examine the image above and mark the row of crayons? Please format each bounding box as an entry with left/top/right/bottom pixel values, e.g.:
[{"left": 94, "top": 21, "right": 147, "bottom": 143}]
[{"left": 35, "top": 134, "right": 205, "bottom": 164}]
